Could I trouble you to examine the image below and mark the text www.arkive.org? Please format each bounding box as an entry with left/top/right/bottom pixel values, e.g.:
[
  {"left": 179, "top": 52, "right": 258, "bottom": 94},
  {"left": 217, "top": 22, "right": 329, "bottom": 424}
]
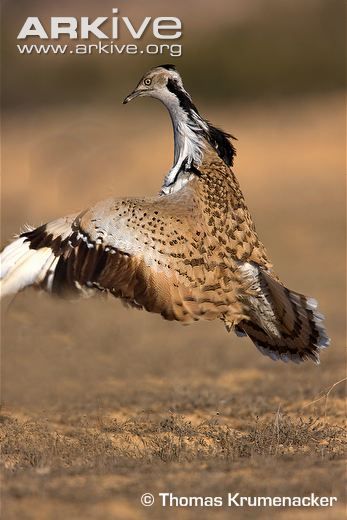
[{"left": 16, "top": 42, "right": 182, "bottom": 57}]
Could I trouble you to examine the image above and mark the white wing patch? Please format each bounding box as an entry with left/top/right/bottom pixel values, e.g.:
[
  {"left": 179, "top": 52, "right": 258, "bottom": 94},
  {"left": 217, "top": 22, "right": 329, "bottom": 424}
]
[{"left": 0, "top": 237, "right": 55, "bottom": 298}]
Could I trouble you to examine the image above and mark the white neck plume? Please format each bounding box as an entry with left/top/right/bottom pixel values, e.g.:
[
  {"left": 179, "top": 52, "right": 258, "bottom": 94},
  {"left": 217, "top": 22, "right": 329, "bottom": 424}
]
[{"left": 152, "top": 89, "right": 207, "bottom": 194}]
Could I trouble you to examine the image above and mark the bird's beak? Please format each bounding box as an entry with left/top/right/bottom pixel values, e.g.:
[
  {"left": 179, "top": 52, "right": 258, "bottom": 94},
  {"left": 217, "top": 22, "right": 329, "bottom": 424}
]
[{"left": 123, "top": 89, "right": 143, "bottom": 104}]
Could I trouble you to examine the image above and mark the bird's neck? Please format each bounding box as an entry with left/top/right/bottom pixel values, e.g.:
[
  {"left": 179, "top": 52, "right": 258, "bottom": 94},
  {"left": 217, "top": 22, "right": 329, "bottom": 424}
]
[
  {"left": 155, "top": 81, "right": 236, "bottom": 195},
  {"left": 161, "top": 95, "right": 207, "bottom": 195}
]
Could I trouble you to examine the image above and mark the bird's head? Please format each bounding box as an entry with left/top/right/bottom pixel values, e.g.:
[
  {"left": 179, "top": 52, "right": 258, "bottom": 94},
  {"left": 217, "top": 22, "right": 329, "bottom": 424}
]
[{"left": 123, "top": 64, "right": 190, "bottom": 106}]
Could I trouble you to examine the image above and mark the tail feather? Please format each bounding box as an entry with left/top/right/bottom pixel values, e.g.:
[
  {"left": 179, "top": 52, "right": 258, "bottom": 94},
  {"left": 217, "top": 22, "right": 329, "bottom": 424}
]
[{"left": 237, "top": 265, "right": 330, "bottom": 364}]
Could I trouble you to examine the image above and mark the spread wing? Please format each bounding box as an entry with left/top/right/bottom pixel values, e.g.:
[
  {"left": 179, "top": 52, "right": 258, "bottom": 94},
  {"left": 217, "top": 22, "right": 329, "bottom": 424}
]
[{"left": 3, "top": 183, "right": 245, "bottom": 324}]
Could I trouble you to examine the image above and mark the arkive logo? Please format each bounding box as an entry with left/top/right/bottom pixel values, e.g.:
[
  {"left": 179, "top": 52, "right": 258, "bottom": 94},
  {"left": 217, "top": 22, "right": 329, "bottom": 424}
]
[
  {"left": 16, "top": 8, "right": 182, "bottom": 57},
  {"left": 17, "top": 8, "right": 182, "bottom": 40}
]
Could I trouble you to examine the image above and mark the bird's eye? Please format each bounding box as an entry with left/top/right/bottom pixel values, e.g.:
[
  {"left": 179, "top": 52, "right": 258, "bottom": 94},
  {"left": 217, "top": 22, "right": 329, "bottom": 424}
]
[{"left": 144, "top": 78, "right": 152, "bottom": 86}]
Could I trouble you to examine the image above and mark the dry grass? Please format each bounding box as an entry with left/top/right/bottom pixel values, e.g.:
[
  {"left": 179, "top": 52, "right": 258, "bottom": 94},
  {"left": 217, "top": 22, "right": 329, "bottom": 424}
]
[
  {"left": 1, "top": 94, "right": 346, "bottom": 519},
  {"left": 1, "top": 399, "right": 346, "bottom": 519},
  {"left": 2, "top": 410, "right": 345, "bottom": 469}
]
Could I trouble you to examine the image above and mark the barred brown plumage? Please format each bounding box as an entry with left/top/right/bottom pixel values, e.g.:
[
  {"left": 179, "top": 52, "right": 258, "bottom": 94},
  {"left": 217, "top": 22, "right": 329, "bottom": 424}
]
[{"left": 0, "top": 64, "right": 330, "bottom": 363}]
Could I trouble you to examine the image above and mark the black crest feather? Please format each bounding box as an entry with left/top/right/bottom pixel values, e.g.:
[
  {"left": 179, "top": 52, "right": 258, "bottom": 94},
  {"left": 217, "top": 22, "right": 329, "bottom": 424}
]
[{"left": 159, "top": 64, "right": 176, "bottom": 71}]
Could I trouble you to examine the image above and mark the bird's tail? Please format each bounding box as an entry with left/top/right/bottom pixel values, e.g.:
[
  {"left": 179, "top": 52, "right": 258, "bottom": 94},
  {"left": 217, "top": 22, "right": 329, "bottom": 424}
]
[
  {"left": 0, "top": 215, "right": 77, "bottom": 299},
  {"left": 237, "top": 268, "right": 330, "bottom": 364}
]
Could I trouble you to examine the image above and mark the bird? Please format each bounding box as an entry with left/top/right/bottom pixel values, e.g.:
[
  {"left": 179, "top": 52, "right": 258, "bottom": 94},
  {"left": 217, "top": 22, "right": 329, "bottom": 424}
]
[{"left": 0, "top": 64, "right": 329, "bottom": 364}]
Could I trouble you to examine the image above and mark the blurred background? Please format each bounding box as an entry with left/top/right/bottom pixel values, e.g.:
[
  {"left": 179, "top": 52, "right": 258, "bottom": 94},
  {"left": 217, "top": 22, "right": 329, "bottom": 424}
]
[
  {"left": 1, "top": 0, "right": 345, "bottom": 107},
  {"left": 1, "top": 1, "right": 346, "bottom": 519}
]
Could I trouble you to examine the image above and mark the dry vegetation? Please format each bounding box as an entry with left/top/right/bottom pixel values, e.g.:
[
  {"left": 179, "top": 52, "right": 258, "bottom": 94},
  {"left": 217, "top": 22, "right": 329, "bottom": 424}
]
[{"left": 1, "top": 94, "right": 346, "bottom": 519}]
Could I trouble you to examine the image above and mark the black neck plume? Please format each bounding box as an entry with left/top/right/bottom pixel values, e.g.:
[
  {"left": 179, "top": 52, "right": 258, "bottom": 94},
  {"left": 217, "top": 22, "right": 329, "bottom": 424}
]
[{"left": 204, "top": 123, "right": 237, "bottom": 167}]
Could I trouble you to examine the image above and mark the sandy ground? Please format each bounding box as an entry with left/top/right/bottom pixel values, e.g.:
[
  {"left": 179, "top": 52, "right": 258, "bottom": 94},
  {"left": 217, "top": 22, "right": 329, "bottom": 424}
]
[{"left": 1, "top": 93, "right": 346, "bottom": 519}]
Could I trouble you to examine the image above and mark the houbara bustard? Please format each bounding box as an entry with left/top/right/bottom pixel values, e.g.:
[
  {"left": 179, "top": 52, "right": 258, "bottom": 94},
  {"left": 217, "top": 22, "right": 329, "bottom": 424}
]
[{"left": 0, "top": 64, "right": 329, "bottom": 364}]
